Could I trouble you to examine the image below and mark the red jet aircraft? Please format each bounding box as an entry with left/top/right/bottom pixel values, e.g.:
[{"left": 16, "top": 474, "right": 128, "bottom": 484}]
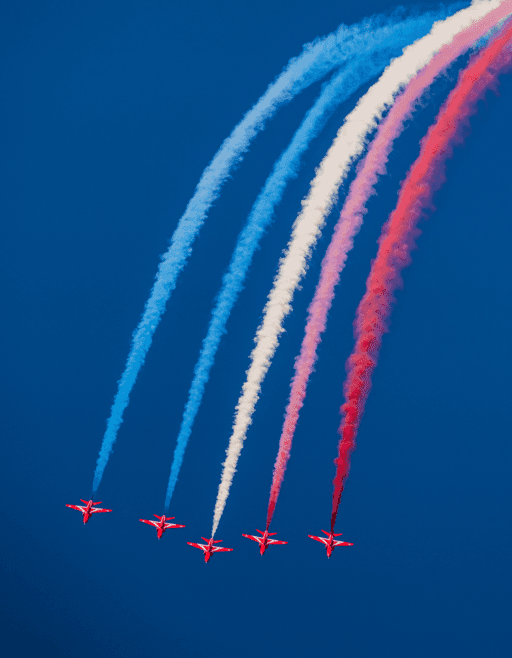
[
  {"left": 308, "top": 530, "right": 353, "bottom": 557},
  {"left": 187, "top": 537, "right": 233, "bottom": 563},
  {"left": 242, "top": 529, "right": 288, "bottom": 555},
  {"left": 139, "top": 514, "right": 185, "bottom": 539},
  {"left": 65, "top": 499, "right": 112, "bottom": 524}
]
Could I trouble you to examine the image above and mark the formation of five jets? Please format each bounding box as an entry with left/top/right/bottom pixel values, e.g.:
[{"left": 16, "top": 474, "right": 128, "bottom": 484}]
[{"left": 66, "top": 499, "right": 353, "bottom": 560}]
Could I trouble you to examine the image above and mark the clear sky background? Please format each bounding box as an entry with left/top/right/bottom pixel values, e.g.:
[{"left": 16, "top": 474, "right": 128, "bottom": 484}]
[{"left": 1, "top": 1, "right": 511, "bottom": 656}]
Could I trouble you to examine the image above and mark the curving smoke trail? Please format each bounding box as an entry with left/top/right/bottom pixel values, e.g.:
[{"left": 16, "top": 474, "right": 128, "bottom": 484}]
[
  {"left": 266, "top": 0, "right": 512, "bottom": 531},
  {"left": 212, "top": 2, "right": 479, "bottom": 536},
  {"left": 331, "top": 18, "right": 512, "bottom": 531},
  {"left": 163, "top": 13, "right": 448, "bottom": 510},
  {"left": 91, "top": 13, "right": 401, "bottom": 493}
]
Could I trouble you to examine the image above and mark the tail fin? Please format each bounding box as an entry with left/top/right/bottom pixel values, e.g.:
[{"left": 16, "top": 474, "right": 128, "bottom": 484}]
[
  {"left": 201, "top": 537, "right": 209, "bottom": 543},
  {"left": 321, "top": 530, "right": 330, "bottom": 536},
  {"left": 165, "top": 516, "right": 175, "bottom": 521},
  {"left": 213, "top": 539, "right": 223, "bottom": 544},
  {"left": 333, "top": 533, "right": 343, "bottom": 537},
  {"left": 154, "top": 514, "right": 164, "bottom": 520},
  {"left": 93, "top": 501, "right": 102, "bottom": 506},
  {"left": 268, "top": 532, "right": 278, "bottom": 536},
  {"left": 80, "top": 499, "right": 89, "bottom": 504},
  {"left": 256, "top": 529, "right": 265, "bottom": 535}
]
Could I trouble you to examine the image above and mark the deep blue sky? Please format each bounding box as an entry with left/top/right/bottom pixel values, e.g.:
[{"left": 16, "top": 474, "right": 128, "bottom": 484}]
[{"left": 1, "top": 1, "right": 511, "bottom": 656}]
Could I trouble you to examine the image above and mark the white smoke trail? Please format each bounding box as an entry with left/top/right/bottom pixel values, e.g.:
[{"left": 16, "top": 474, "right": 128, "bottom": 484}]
[{"left": 211, "top": 0, "right": 503, "bottom": 535}]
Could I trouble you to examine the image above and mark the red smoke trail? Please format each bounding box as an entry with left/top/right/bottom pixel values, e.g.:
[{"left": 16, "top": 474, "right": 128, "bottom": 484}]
[
  {"left": 265, "top": 4, "right": 512, "bottom": 532},
  {"left": 331, "top": 20, "right": 512, "bottom": 531}
]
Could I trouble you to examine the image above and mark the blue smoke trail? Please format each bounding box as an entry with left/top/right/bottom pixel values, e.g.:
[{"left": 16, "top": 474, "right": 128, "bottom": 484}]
[
  {"left": 92, "top": 13, "right": 399, "bottom": 493},
  {"left": 163, "top": 6, "right": 458, "bottom": 510}
]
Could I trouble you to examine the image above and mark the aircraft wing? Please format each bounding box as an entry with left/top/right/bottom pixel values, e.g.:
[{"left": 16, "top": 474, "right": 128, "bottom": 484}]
[
  {"left": 308, "top": 535, "right": 327, "bottom": 545},
  {"left": 91, "top": 507, "right": 112, "bottom": 514},
  {"left": 66, "top": 504, "right": 86, "bottom": 512},
  {"left": 242, "top": 534, "right": 261, "bottom": 543},
  {"left": 212, "top": 546, "right": 233, "bottom": 553},
  {"left": 140, "top": 519, "right": 158, "bottom": 527},
  {"left": 333, "top": 539, "right": 353, "bottom": 547},
  {"left": 268, "top": 539, "right": 288, "bottom": 545},
  {"left": 187, "top": 542, "right": 207, "bottom": 552},
  {"left": 164, "top": 522, "right": 185, "bottom": 529}
]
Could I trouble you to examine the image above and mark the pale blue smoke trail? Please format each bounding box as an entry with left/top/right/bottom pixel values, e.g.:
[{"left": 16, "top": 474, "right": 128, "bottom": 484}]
[
  {"left": 163, "top": 6, "right": 459, "bottom": 509},
  {"left": 92, "top": 13, "right": 399, "bottom": 492}
]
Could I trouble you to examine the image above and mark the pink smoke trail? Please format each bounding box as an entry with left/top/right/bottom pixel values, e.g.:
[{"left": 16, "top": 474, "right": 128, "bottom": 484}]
[
  {"left": 331, "top": 18, "right": 512, "bottom": 530},
  {"left": 266, "top": 2, "right": 512, "bottom": 531}
]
